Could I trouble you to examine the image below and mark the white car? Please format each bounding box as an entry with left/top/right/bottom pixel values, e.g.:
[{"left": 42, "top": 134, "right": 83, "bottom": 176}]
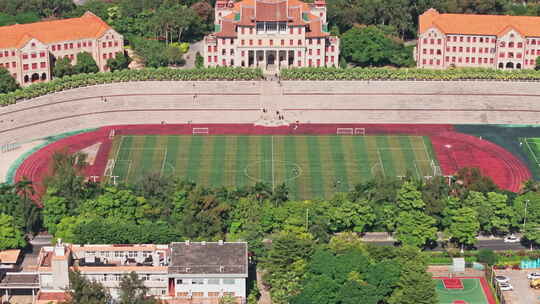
[
  {"left": 503, "top": 235, "right": 520, "bottom": 243},
  {"left": 498, "top": 282, "right": 513, "bottom": 291},
  {"left": 528, "top": 272, "right": 540, "bottom": 280},
  {"left": 495, "top": 275, "right": 510, "bottom": 283}
]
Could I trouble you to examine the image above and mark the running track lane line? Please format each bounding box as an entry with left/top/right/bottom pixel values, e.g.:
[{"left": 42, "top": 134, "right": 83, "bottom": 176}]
[
  {"left": 4, "top": 107, "right": 540, "bottom": 135},
  {"left": 2, "top": 91, "right": 540, "bottom": 117}
]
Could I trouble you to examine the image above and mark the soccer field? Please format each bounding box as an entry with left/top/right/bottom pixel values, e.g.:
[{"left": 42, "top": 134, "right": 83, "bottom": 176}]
[
  {"left": 522, "top": 137, "right": 540, "bottom": 170},
  {"left": 435, "top": 278, "right": 494, "bottom": 304},
  {"left": 104, "top": 135, "right": 440, "bottom": 200}
]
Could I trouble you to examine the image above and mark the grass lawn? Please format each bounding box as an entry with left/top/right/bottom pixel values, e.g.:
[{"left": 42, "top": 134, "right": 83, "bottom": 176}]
[
  {"left": 105, "top": 135, "right": 439, "bottom": 200},
  {"left": 435, "top": 278, "right": 493, "bottom": 304}
]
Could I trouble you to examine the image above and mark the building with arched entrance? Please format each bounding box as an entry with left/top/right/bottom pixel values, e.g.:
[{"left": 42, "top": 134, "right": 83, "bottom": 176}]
[
  {"left": 0, "top": 12, "right": 124, "bottom": 86},
  {"left": 203, "top": 0, "right": 340, "bottom": 72},
  {"left": 416, "top": 9, "right": 540, "bottom": 70}
]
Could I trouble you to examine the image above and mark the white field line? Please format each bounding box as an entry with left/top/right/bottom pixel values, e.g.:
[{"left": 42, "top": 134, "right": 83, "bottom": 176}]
[
  {"left": 377, "top": 149, "right": 386, "bottom": 177},
  {"left": 160, "top": 147, "right": 168, "bottom": 177},
  {"left": 524, "top": 139, "right": 540, "bottom": 165}
]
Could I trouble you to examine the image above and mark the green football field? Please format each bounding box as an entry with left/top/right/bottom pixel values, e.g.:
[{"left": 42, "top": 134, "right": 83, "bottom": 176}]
[
  {"left": 522, "top": 137, "right": 540, "bottom": 174},
  {"left": 104, "top": 135, "right": 439, "bottom": 200},
  {"left": 435, "top": 278, "right": 492, "bottom": 304}
]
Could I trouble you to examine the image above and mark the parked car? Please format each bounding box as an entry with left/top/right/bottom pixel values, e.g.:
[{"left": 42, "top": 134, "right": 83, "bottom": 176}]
[
  {"left": 499, "top": 282, "right": 513, "bottom": 291},
  {"left": 503, "top": 235, "right": 520, "bottom": 243},
  {"left": 528, "top": 272, "right": 540, "bottom": 280},
  {"left": 495, "top": 275, "right": 510, "bottom": 283}
]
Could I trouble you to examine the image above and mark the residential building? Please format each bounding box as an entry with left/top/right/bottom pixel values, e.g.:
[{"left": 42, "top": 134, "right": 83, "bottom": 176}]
[
  {"left": 0, "top": 12, "right": 124, "bottom": 86},
  {"left": 416, "top": 8, "right": 540, "bottom": 69},
  {"left": 0, "top": 240, "right": 248, "bottom": 304},
  {"left": 203, "top": 0, "right": 340, "bottom": 71}
]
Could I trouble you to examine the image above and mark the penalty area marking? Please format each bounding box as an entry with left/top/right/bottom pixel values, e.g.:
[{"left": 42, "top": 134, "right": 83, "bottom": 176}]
[{"left": 244, "top": 160, "right": 303, "bottom": 185}]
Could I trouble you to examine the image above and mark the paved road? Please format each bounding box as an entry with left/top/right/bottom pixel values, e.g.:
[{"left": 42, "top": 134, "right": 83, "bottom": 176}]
[{"left": 366, "top": 239, "right": 532, "bottom": 251}]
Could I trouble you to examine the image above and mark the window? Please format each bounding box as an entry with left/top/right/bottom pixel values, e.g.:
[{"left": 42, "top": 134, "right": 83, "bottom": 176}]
[
  {"left": 423, "top": 38, "right": 427, "bottom": 44},
  {"left": 176, "top": 279, "right": 187, "bottom": 284},
  {"left": 298, "top": 27, "right": 302, "bottom": 34},
  {"left": 331, "top": 56, "right": 334, "bottom": 62},
  {"left": 466, "top": 47, "right": 470, "bottom": 53},
  {"left": 317, "top": 49, "right": 320, "bottom": 56},
  {"left": 83, "top": 42, "right": 87, "bottom": 47},
  {"left": 290, "top": 27, "right": 294, "bottom": 34},
  {"left": 437, "top": 39, "right": 441, "bottom": 45},
  {"left": 309, "top": 39, "right": 313, "bottom": 45},
  {"left": 223, "top": 279, "right": 235, "bottom": 284},
  {"left": 40, "top": 62, "right": 46, "bottom": 68},
  {"left": 297, "top": 60, "right": 301, "bottom": 66},
  {"left": 446, "top": 47, "right": 450, "bottom": 52},
  {"left": 459, "top": 47, "right": 463, "bottom": 52},
  {"left": 317, "top": 38, "right": 321, "bottom": 45},
  {"left": 436, "top": 59, "right": 440, "bottom": 65},
  {"left": 208, "top": 56, "right": 211, "bottom": 62},
  {"left": 241, "top": 40, "right": 245, "bottom": 46},
  {"left": 11, "top": 51, "right": 14, "bottom": 56},
  {"left": 249, "top": 40, "right": 253, "bottom": 46},
  {"left": 103, "top": 54, "right": 107, "bottom": 59},
  {"left": 290, "top": 39, "right": 293, "bottom": 45},
  {"left": 297, "top": 50, "right": 301, "bottom": 56},
  {"left": 192, "top": 279, "right": 204, "bottom": 285},
  {"left": 77, "top": 43, "right": 81, "bottom": 48},
  {"left": 445, "top": 56, "right": 449, "bottom": 62},
  {"left": 460, "top": 37, "right": 464, "bottom": 42},
  {"left": 467, "top": 37, "right": 471, "bottom": 42},
  {"left": 40, "top": 52, "right": 45, "bottom": 57},
  {"left": 70, "top": 43, "right": 73, "bottom": 49},
  {"left": 222, "top": 59, "right": 226, "bottom": 66},
  {"left": 222, "top": 49, "right": 226, "bottom": 55},
  {"left": 114, "top": 41, "right": 118, "bottom": 47},
  {"left": 298, "top": 39, "right": 302, "bottom": 45},
  {"left": 208, "top": 279, "right": 220, "bottom": 285},
  {"left": 88, "top": 41, "right": 92, "bottom": 47},
  {"left": 316, "top": 58, "right": 321, "bottom": 66},
  {"left": 258, "top": 39, "right": 262, "bottom": 46},
  {"left": 452, "top": 46, "right": 456, "bottom": 52},
  {"left": 465, "top": 57, "right": 469, "bottom": 63},
  {"left": 270, "top": 39, "right": 273, "bottom": 46},
  {"left": 508, "top": 42, "right": 514, "bottom": 48},
  {"left": 31, "top": 53, "right": 37, "bottom": 58},
  {"left": 430, "top": 49, "right": 434, "bottom": 55},
  {"left": 308, "top": 59, "right": 312, "bottom": 66},
  {"left": 452, "top": 57, "right": 456, "bottom": 62},
  {"left": 23, "top": 64, "right": 28, "bottom": 70},
  {"left": 241, "top": 27, "right": 245, "bottom": 34},
  {"left": 518, "top": 42, "right": 523, "bottom": 48},
  {"left": 422, "top": 59, "right": 426, "bottom": 64},
  {"left": 32, "top": 63, "right": 37, "bottom": 69},
  {"left": 281, "top": 39, "right": 284, "bottom": 46},
  {"left": 472, "top": 37, "right": 476, "bottom": 43},
  {"left": 241, "top": 51, "right": 245, "bottom": 57},
  {"left": 436, "top": 49, "right": 441, "bottom": 55},
  {"left": 309, "top": 49, "right": 312, "bottom": 55},
  {"left": 208, "top": 46, "right": 212, "bottom": 52},
  {"left": 4, "top": 63, "right": 8, "bottom": 68},
  {"left": 12, "top": 62, "right": 16, "bottom": 68},
  {"left": 453, "top": 36, "right": 457, "bottom": 42},
  {"left": 331, "top": 46, "right": 335, "bottom": 52},
  {"left": 471, "top": 57, "right": 475, "bottom": 63},
  {"left": 52, "top": 45, "right": 56, "bottom": 51},
  {"left": 208, "top": 292, "right": 220, "bottom": 297},
  {"left": 430, "top": 39, "right": 434, "bottom": 44}
]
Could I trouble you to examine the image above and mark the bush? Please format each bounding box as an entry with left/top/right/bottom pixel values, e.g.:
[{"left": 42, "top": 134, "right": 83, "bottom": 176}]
[
  {"left": 280, "top": 67, "right": 540, "bottom": 81},
  {"left": 0, "top": 67, "right": 263, "bottom": 106},
  {"left": 195, "top": 52, "right": 204, "bottom": 69},
  {"left": 477, "top": 249, "right": 498, "bottom": 265}
]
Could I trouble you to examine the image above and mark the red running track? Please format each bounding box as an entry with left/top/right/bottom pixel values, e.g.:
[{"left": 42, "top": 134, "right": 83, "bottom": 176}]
[{"left": 14, "top": 124, "right": 531, "bottom": 205}]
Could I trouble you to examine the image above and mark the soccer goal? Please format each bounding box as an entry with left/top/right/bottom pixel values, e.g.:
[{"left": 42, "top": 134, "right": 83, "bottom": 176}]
[
  {"left": 192, "top": 127, "right": 210, "bottom": 135},
  {"left": 336, "top": 128, "right": 354, "bottom": 135}
]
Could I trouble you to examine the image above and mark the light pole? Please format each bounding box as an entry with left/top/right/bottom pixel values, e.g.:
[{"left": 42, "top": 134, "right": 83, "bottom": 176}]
[{"left": 523, "top": 199, "right": 529, "bottom": 231}]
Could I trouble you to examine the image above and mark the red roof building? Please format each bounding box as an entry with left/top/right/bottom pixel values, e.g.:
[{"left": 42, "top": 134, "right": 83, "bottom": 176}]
[
  {"left": 417, "top": 8, "right": 540, "bottom": 69},
  {"left": 0, "top": 12, "right": 124, "bottom": 86},
  {"left": 203, "top": 0, "right": 339, "bottom": 71}
]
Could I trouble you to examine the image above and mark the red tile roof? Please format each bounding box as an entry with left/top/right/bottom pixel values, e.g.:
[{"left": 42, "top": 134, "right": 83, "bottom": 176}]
[
  {"left": 419, "top": 8, "right": 540, "bottom": 37},
  {"left": 215, "top": 0, "right": 327, "bottom": 37},
  {"left": 0, "top": 12, "right": 112, "bottom": 49}
]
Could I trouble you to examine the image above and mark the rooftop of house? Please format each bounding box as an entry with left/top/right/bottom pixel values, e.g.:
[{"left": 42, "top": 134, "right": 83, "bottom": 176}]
[
  {"left": 215, "top": 0, "right": 329, "bottom": 38},
  {"left": 419, "top": 8, "right": 540, "bottom": 37},
  {"left": 168, "top": 241, "right": 248, "bottom": 275},
  {"left": 0, "top": 11, "right": 112, "bottom": 49},
  {"left": 0, "top": 273, "right": 39, "bottom": 288},
  {"left": 0, "top": 249, "right": 21, "bottom": 264}
]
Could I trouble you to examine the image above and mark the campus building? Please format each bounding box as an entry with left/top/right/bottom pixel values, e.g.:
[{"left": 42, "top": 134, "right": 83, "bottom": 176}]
[
  {"left": 0, "top": 12, "right": 124, "bottom": 86},
  {"left": 0, "top": 241, "right": 248, "bottom": 304},
  {"left": 416, "top": 8, "right": 540, "bottom": 70},
  {"left": 203, "top": 0, "right": 340, "bottom": 71}
]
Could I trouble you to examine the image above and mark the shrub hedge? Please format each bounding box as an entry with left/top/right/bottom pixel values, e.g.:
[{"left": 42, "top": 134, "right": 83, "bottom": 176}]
[
  {"left": 280, "top": 67, "right": 540, "bottom": 81},
  {"left": 0, "top": 67, "right": 263, "bottom": 106}
]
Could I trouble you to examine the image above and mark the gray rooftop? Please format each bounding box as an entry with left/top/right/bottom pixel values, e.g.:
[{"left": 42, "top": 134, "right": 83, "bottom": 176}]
[
  {"left": 168, "top": 242, "right": 247, "bottom": 275},
  {"left": 0, "top": 273, "right": 39, "bottom": 288}
]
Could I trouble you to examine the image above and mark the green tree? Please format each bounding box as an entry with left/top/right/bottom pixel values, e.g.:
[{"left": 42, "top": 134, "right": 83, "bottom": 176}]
[
  {"left": 64, "top": 271, "right": 111, "bottom": 304},
  {"left": 78, "top": 187, "right": 150, "bottom": 223},
  {"left": 477, "top": 248, "right": 498, "bottom": 265},
  {"left": 446, "top": 207, "right": 480, "bottom": 249},
  {"left": 165, "top": 44, "right": 186, "bottom": 66},
  {"left": 106, "top": 52, "right": 132, "bottom": 72},
  {"left": 328, "top": 195, "right": 375, "bottom": 233},
  {"left": 397, "top": 181, "right": 426, "bottom": 211},
  {"left": 394, "top": 211, "right": 437, "bottom": 247},
  {"left": 341, "top": 26, "right": 412, "bottom": 67},
  {"left": 0, "top": 213, "right": 26, "bottom": 250},
  {"left": 119, "top": 272, "right": 159, "bottom": 304},
  {"left": 42, "top": 190, "right": 69, "bottom": 234},
  {"left": 0, "top": 67, "right": 19, "bottom": 94},
  {"left": 74, "top": 52, "right": 99, "bottom": 74},
  {"left": 536, "top": 56, "right": 540, "bottom": 71},
  {"left": 53, "top": 57, "right": 74, "bottom": 78},
  {"left": 486, "top": 192, "right": 513, "bottom": 235},
  {"left": 388, "top": 268, "right": 437, "bottom": 304},
  {"left": 195, "top": 51, "right": 204, "bottom": 68}
]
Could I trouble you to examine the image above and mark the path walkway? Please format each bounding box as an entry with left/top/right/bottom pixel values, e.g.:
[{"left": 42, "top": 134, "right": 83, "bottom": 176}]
[{"left": 256, "top": 269, "right": 272, "bottom": 304}]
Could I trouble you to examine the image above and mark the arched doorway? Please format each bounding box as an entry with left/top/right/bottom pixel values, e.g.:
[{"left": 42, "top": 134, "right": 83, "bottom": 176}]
[
  {"left": 31, "top": 73, "right": 39, "bottom": 82},
  {"left": 41, "top": 73, "right": 47, "bottom": 81},
  {"left": 506, "top": 62, "right": 514, "bottom": 69},
  {"left": 498, "top": 62, "right": 504, "bottom": 69},
  {"left": 516, "top": 63, "right": 521, "bottom": 69},
  {"left": 24, "top": 75, "right": 29, "bottom": 83}
]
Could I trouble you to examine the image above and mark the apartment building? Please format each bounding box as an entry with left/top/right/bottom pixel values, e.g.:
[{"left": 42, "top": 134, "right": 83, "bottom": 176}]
[
  {"left": 0, "top": 12, "right": 124, "bottom": 86},
  {"left": 0, "top": 241, "right": 248, "bottom": 304},
  {"left": 203, "top": 0, "right": 340, "bottom": 71},
  {"left": 416, "top": 8, "right": 540, "bottom": 70}
]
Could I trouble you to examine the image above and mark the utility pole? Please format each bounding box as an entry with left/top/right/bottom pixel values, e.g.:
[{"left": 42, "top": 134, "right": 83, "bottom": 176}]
[
  {"left": 523, "top": 199, "right": 529, "bottom": 231},
  {"left": 305, "top": 208, "right": 309, "bottom": 231}
]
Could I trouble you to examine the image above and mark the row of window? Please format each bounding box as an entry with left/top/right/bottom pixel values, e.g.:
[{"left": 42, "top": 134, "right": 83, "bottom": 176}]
[
  {"left": 176, "top": 291, "right": 235, "bottom": 297},
  {"left": 22, "top": 52, "right": 46, "bottom": 60},
  {"left": 0, "top": 50, "right": 15, "bottom": 58},
  {"left": 86, "top": 273, "right": 165, "bottom": 282},
  {"left": 425, "top": 36, "right": 540, "bottom": 47},
  {"left": 240, "top": 26, "right": 304, "bottom": 35},
  {"left": 84, "top": 250, "right": 154, "bottom": 258},
  {"left": 23, "top": 62, "right": 47, "bottom": 70},
  {"left": 176, "top": 278, "right": 236, "bottom": 285},
  {"left": 103, "top": 52, "right": 119, "bottom": 60},
  {"left": 52, "top": 41, "right": 91, "bottom": 52},
  {"left": 499, "top": 52, "right": 523, "bottom": 59},
  {"left": 219, "top": 38, "right": 326, "bottom": 46},
  {"left": 500, "top": 42, "right": 523, "bottom": 48},
  {"left": 102, "top": 41, "right": 119, "bottom": 48},
  {"left": 0, "top": 62, "right": 16, "bottom": 69}
]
